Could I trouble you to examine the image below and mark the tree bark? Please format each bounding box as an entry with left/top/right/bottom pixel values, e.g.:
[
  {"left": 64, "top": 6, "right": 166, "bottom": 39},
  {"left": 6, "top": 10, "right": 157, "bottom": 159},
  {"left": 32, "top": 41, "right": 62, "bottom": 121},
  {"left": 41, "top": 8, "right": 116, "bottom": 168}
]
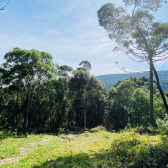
[
  {"left": 152, "top": 63, "right": 168, "bottom": 114},
  {"left": 24, "top": 93, "right": 29, "bottom": 132},
  {"left": 84, "top": 110, "right": 87, "bottom": 128},
  {"left": 136, "top": 27, "right": 154, "bottom": 125},
  {"left": 149, "top": 53, "right": 154, "bottom": 125}
]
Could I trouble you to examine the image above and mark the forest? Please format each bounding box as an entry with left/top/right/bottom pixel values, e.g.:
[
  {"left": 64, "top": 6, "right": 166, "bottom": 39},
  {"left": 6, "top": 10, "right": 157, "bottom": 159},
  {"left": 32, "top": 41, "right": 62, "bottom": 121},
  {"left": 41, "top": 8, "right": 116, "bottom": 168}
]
[{"left": 0, "top": 47, "right": 167, "bottom": 132}]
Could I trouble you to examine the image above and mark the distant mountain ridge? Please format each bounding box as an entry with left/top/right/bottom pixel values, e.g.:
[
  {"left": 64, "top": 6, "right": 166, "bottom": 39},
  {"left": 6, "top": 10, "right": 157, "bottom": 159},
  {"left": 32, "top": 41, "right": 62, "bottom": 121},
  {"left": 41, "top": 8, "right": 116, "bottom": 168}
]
[{"left": 96, "top": 70, "right": 168, "bottom": 90}]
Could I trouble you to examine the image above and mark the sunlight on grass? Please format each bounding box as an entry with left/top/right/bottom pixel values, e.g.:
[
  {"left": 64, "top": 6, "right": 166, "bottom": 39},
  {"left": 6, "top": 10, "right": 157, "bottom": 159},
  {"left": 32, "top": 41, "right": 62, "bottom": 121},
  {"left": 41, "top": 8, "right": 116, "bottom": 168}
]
[{"left": 0, "top": 127, "right": 168, "bottom": 168}]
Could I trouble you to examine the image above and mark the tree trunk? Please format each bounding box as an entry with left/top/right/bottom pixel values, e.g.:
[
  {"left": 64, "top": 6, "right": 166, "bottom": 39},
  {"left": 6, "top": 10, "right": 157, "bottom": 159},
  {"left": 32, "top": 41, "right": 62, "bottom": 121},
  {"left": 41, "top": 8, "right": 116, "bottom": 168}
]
[
  {"left": 149, "top": 54, "right": 154, "bottom": 126},
  {"left": 84, "top": 110, "right": 86, "bottom": 128},
  {"left": 152, "top": 63, "right": 168, "bottom": 114},
  {"left": 68, "top": 112, "right": 71, "bottom": 128},
  {"left": 24, "top": 93, "right": 29, "bottom": 132}
]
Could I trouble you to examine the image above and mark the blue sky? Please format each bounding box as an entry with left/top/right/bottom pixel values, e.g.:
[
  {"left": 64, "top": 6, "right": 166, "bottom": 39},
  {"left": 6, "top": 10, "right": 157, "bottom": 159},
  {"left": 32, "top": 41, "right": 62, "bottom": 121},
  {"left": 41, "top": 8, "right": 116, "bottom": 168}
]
[{"left": 0, "top": 0, "right": 167, "bottom": 76}]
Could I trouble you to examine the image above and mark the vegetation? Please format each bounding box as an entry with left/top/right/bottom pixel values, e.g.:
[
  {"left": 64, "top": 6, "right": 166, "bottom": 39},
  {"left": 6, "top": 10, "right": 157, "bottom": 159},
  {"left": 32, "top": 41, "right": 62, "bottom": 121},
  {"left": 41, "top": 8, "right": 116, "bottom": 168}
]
[
  {"left": 0, "top": 48, "right": 107, "bottom": 131},
  {"left": 1, "top": 0, "right": 168, "bottom": 167},
  {"left": 0, "top": 47, "right": 167, "bottom": 131},
  {"left": 1, "top": 48, "right": 168, "bottom": 167},
  {"left": 97, "top": 0, "right": 168, "bottom": 125},
  {"left": 0, "top": 48, "right": 167, "bottom": 132},
  {"left": 0, "top": 127, "right": 168, "bottom": 168}
]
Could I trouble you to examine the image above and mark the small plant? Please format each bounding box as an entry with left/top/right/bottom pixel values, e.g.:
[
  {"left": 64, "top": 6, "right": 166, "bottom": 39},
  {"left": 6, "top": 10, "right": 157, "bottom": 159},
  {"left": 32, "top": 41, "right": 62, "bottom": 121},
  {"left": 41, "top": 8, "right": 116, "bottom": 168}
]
[
  {"left": 134, "top": 126, "right": 147, "bottom": 135},
  {"left": 156, "top": 115, "right": 168, "bottom": 134},
  {"left": 69, "top": 125, "right": 81, "bottom": 132},
  {"left": 58, "top": 127, "right": 70, "bottom": 134}
]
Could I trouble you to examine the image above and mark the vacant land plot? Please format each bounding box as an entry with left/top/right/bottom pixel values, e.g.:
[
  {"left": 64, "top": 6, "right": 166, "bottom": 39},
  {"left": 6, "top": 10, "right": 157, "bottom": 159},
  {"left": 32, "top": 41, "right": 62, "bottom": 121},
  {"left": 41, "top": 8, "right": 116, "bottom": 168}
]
[{"left": 0, "top": 127, "right": 168, "bottom": 168}]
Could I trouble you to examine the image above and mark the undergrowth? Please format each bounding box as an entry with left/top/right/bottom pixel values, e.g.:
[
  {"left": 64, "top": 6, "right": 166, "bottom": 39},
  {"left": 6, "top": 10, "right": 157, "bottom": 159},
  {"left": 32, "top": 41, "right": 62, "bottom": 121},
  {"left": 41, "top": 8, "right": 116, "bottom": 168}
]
[{"left": 0, "top": 126, "right": 168, "bottom": 168}]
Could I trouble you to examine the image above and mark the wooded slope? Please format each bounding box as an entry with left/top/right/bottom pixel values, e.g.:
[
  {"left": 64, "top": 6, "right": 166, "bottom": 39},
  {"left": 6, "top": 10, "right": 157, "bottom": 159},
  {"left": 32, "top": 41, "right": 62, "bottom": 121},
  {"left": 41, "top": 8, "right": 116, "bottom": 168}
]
[{"left": 97, "top": 70, "right": 168, "bottom": 90}]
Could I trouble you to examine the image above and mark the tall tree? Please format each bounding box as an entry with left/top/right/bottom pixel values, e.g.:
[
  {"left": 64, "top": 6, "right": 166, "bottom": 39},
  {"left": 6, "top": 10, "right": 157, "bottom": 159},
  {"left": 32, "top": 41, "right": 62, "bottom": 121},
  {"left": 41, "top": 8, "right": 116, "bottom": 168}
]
[
  {"left": 57, "top": 65, "right": 74, "bottom": 77},
  {"left": 79, "top": 61, "right": 91, "bottom": 71},
  {"left": 69, "top": 69, "right": 90, "bottom": 127},
  {"left": 97, "top": 0, "right": 168, "bottom": 125},
  {"left": 1, "top": 47, "right": 56, "bottom": 131}
]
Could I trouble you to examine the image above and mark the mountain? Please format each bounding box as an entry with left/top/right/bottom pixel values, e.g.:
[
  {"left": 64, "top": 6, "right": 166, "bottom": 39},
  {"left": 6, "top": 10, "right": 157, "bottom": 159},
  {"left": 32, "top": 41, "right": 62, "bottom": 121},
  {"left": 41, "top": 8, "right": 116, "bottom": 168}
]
[{"left": 97, "top": 70, "right": 168, "bottom": 90}]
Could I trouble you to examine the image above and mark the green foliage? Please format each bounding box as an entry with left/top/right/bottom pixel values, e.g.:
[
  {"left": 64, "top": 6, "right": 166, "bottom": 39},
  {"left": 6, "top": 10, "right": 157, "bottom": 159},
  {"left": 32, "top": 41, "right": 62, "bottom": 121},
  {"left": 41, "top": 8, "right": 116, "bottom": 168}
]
[
  {"left": 79, "top": 60, "right": 91, "bottom": 71},
  {"left": 97, "top": 0, "right": 168, "bottom": 124},
  {"left": 69, "top": 125, "right": 81, "bottom": 132},
  {"left": 0, "top": 48, "right": 167, "bottom": 134},
  {"left": 97, "top": 0, "right": 167, "bottom": 53},
  {"left": 57, "top": 65, "right": 74, "bottom": 77},
  {"left": 58, "top": 127, "right": 70, "bottom": 134},
  {"left": 156, "top": 114, "right": 168, "bottom": 134},
  {"left": 105, "top": 77, "right": 166, "bottom": 129},
  {"left": 0, "top": 57, "right": 108, "bottom": 131}
]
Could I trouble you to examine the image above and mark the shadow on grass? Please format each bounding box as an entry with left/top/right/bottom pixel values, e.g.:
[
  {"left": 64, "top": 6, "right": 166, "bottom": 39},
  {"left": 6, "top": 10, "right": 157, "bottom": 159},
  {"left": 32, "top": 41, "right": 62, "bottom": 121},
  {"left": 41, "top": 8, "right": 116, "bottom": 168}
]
[
  {"left": 31, "top": 137, "right": 168, "bottom": 168},
  {"left": 0, "top": 124, "right": 162, "bottom": 143},
  {"left": 0, "top": 129, "right": 143, "bottom": 142},
  {"left": 0, "top": 131, "right": 28, "bottom": 141},
  {"left": 0, "top": 129, "right": 97, "bottom": 142}
]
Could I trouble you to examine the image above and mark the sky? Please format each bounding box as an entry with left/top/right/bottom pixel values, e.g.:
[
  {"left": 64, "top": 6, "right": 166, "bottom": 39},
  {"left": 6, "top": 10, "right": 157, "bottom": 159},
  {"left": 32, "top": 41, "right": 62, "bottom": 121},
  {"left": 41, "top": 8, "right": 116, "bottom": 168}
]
[{"left": 0, "top": 0, "right": 167, "bottom": 76}]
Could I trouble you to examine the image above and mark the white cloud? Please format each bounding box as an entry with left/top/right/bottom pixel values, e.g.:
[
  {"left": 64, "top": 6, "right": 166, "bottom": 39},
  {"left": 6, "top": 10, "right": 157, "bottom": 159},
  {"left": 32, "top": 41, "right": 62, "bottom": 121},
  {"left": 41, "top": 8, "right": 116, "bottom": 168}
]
[{"left": 156, "top": 60, "right": 166, "bottom": 66}]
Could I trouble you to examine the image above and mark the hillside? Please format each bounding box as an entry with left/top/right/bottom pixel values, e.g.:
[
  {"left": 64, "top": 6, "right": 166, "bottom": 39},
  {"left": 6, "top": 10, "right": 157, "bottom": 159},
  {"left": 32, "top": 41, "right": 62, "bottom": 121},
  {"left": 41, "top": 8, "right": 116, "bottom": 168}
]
[{"left": 97, "top": 70, "right": 168, "bottom": 90}]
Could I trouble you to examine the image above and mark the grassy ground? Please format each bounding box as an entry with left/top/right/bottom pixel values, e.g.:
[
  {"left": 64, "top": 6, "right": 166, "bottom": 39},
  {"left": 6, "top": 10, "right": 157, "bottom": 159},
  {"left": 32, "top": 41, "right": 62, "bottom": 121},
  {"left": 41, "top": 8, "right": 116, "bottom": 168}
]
[{"left": 0, "top": 126, "right": 168, "bottom": 168}]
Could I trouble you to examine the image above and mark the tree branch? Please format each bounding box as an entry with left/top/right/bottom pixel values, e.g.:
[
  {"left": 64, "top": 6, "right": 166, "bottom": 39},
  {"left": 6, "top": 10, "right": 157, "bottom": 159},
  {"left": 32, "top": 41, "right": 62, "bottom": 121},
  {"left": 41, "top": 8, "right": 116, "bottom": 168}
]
[{"left": 0, "top": 0, "right": 11, "bottom": 10}]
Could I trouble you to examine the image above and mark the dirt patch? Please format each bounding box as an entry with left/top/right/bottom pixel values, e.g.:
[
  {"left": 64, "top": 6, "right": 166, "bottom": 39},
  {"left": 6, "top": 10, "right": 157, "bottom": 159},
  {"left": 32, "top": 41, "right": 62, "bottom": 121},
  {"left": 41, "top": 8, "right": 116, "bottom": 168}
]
[
  {"left": 39, "top": 136, "right": 53, "bottom": 145},
  {"left": 19, "top": 148, "right": 30, "bottom": 156},
  {"left": 93, "top": 141, "right": 99, "bottom": 145},
  {"left": 81, "top": 127, "right": 89, "bottom": 131},
  {"left": 0, "top": 157, "right": 20, "bottom": 166},
  {"left": 0, "top": 148, "right": 30, "bottom": 166},
  {"left": 65, "top": 134, "right": 76, "bottom": 139},
  {"left": 58, "top": 134, "right": 78, "bottom": 142},
  {"left": 30, "top": 142, "right": 38, "bottom": 147},
  {"left": 41, "top": 137, "right": 53, "bottom": 142},
  {"left": 90, "top": 126, "right": 105, "bottom": 131}
]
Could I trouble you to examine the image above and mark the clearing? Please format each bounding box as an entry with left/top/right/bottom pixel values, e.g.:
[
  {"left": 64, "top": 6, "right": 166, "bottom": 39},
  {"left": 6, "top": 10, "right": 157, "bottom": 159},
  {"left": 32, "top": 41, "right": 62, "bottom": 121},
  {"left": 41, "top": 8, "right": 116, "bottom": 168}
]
[{"left": 0, "top": 127, "right": 168, "bottom": 168}]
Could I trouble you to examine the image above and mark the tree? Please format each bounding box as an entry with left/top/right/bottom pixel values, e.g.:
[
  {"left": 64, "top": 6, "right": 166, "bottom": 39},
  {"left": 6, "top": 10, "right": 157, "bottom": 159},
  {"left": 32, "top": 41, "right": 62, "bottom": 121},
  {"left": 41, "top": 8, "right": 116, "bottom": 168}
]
[
  {"left": 0, "top": 0, "right": 11, "bottom": 10},
  {"left": 107, "top": 77, "right": 164, "bottom": 128},
  {"left": 79, "top": 61, "right": 91, "bottom": 71},
  {"left": 97, "top": 0, "right": 168, "bottom": 125},
  {"left": 109, "top": 79, "right": 137, "bottom": 128},
  {"left": 69, "top": 69, "right": 90, "bottom": 127},
  {"left": 57, "top": 65, "right": 74, "bottom": 77},
  {"left": 0, "top": 47, "right": 56, "bottom": 131},
  {"left": 69, "top": 61, "right": 106, "bottom": 129}
]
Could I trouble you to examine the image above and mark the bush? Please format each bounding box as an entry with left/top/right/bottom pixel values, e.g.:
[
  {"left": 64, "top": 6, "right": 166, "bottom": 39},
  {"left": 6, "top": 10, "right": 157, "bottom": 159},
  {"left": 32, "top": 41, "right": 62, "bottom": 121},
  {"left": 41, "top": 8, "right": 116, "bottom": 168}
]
[
  {"left": 156, "top": 115, "right": 168, "bottom": 134},
  {"left": 58, "top": 127, "right": 70, "bottom": 134},
  {"left": 69, "top": 125, "right": 81, "bottom": 132}
]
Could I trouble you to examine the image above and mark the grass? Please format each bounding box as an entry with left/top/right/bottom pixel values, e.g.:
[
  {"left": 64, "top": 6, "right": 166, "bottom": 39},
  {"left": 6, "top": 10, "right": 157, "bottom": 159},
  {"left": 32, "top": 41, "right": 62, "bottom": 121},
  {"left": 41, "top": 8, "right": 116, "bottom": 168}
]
[{"left": 0, "top": 126, "right": 168, "bottom": 168}]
